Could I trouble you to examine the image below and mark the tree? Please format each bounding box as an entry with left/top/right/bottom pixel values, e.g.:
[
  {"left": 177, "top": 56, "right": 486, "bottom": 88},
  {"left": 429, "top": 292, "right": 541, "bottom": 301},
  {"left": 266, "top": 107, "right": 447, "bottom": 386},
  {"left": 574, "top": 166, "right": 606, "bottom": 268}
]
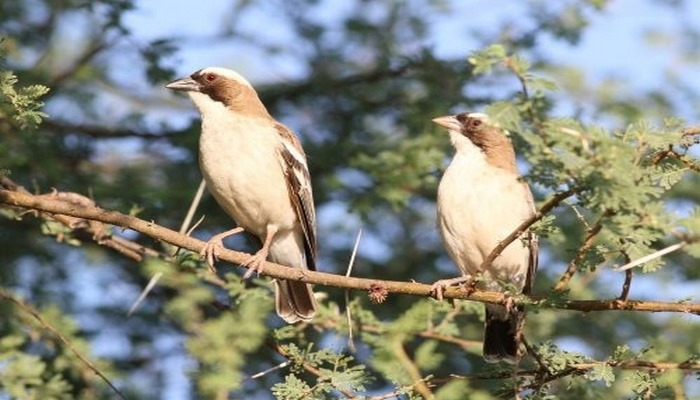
[{"left": 1, "top": 0, "right": 698, "bottom": 399}]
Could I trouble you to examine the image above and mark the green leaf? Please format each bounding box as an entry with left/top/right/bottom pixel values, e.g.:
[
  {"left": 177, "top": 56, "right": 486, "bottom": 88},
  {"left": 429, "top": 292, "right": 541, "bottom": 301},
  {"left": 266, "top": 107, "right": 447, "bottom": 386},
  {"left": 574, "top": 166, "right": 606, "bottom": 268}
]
[
  {"left": 272, "top": 374, "right": 314, "bottom": 400},
  {"left": 468, "top": 44, "right": 506, "bottom": 75},
  {"left": 414, "top": 340, "right": 443, "bottom": 371},
  {"left": 585, "top": 363, "right": 615, "bottom": 386}
]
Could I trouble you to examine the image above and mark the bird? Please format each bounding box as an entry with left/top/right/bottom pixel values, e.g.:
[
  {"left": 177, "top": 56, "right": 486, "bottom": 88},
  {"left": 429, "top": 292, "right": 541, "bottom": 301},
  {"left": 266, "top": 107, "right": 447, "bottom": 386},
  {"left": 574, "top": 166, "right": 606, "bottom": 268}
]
[
  {"left": 165, "top": 67, "right": 317, "bottom": 323},
  {"left": 431, "top": 112, "right": 538, "bottom": 363}
]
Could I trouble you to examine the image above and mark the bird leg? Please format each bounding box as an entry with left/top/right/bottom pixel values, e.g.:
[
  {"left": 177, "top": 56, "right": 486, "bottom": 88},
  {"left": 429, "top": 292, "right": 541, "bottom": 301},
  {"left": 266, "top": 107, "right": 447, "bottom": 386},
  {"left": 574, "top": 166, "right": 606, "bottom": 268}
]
[
  {"left": 200, "top": 227, "right": 245, "bottom": 273},
  {"left": 430, "top": 274, "right": 481, "bottom": 301},
  {"left": 503, "top": 296, "right": 517, "bottom": 315},
  {"left": 242, "top": 225, "right": 278, "bottom": 279}
]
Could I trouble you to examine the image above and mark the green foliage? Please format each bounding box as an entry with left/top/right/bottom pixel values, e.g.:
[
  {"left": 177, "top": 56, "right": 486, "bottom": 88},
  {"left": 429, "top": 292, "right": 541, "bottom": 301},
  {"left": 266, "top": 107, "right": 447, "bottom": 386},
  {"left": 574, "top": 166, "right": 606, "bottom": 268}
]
[
  {"left": 351, "top": 132, "right": 444, "bottom": 212},
  {"left": 270, "top": 344, "right": 370, "bottom": 398},
  {"left": 468, "top": 44, "right": 507, "bottom": 76},
  {"left": 0, "top": 301, "right": 118, "bottom": 400},
  {"left": 0, "top": 335, "right": 73, "bottom": 400},
  {"left": 271, "top": 374, "right": 313, "bottom": 400},
  {"left": 629, "top": 371, "right": 659, "bottom": 399},
  {"left": 141, "top": 38, "right": 177, "bottom": 84},
  {"left": 0, "top": 64, "right": 49, "bottom": 129},
  {"left": 1, "top": 1, "right": 699, "bottom": 399}
]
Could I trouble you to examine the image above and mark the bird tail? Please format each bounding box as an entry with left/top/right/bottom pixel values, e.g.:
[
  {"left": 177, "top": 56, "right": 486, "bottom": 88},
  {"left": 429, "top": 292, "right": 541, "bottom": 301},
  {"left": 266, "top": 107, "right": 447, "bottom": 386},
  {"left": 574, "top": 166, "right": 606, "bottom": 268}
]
[
  {"left": 275, "top": 280, "right": 317, "bottom": 323},
  {"left": 483, "top": 305, "right": 524, "bottom": 364}
]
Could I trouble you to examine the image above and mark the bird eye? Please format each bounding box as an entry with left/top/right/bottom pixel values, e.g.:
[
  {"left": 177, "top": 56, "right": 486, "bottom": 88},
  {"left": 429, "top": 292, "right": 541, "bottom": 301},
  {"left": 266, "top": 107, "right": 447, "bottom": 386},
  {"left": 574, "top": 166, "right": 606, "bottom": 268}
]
[
  {"left": 204, "top": 73, "right": 216, "bottom": 82},
  {"left": 467, "top": 118, "right": 482, "bottom": 129}
]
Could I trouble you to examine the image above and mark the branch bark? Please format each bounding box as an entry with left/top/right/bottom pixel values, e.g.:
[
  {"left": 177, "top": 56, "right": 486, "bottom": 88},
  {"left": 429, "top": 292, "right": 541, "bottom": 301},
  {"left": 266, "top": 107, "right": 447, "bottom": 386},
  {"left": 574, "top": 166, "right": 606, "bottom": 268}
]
[
  {"left": 553, "top": 209, "right": 612, "bottom": 291},
  {"left": 1, "top": 187, "right": 698, "bottom": 315}
]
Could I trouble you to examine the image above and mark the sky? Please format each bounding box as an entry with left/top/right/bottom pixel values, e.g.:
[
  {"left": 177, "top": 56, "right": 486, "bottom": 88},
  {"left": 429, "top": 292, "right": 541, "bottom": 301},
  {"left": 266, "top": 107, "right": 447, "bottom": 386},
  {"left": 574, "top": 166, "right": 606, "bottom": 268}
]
[{"left": 124, "top": 0, "right": 700, "bottom": 103}]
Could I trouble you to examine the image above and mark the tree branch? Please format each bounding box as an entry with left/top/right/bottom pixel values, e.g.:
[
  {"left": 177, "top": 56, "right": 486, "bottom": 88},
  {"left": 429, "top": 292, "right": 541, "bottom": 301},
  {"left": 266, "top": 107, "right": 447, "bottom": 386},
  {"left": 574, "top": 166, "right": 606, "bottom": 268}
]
[
  {"left": 1, "top": 187, "right": 698, "bottom": 315},
  {"left": 42, "top": 119, "right": 172, "bottom": 140},
  {"left": 478, "top": 187, "right": 580, "bottom": 275},
  {"left": 553, "top": 209, "right": 612, "bottom": 291},
  {"left": 370, "top": 358, "right": 700, "bottom": 400},
  {"left": 1, "top": 177, "right": 165, "bottom": 262}
]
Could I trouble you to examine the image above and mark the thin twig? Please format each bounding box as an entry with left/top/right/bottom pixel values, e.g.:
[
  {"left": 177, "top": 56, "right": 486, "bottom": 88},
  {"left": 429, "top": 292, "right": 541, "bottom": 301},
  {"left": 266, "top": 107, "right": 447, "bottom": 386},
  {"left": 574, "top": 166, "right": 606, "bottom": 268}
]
[
  {"left": 267, "top": 341, "right": 357, "bottom": 398},
  {"left": 478, "top": 188, "right": 579, "bottom": 276},
  {"left": 521, "top": 337, "right": 549, "bottom": 373},
  {"left": 185, "top": 214, "right": 206, "bottom": 237},
  {"left": 129, "top": 179, "right": 208, "bottom": 315},
  {"left": 418, "top": 331, "right": 481, "bottom": 350},
  {"left": 620, "top": 270, "right": 633, "bottom": 302},
  {"left": 318, "top": 313, "right": 482, "bottom": 352},
  {"left": 368, "top": 358, "right": 700, "bottom": 399},
  {"left": 248, "top": 360, "right": 291, "bottom": 380},
  {"left": 615, "top": 247, "right": 633, "bottom": 303},
  {"left": 127, "top": 272, "right": 163, "bottom": 316},
  {"left": 565, "top": 201, "right": 590, "bottom": 230},
  {"left": 179, "top": 179, "right": 207, "bottom": 235},
  {"left": 554, "top": 209, "right": 612, "bottom": 291},
  {"left": 613, "top": 241, "right": 689, "bottom": 272},
  {"left": 0, "top": 289, "right": 127, "bottom": 400},
  {"left": 345, "top": 229, "right": 363, "bottom": 353},
  {"left": 392, "top": 339, "right": 434, "bottom": 399}
]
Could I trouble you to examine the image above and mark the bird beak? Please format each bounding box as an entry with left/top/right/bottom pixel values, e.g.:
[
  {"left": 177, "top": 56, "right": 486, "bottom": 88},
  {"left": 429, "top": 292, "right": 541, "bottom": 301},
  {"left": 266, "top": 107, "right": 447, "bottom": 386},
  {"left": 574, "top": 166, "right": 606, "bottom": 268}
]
[
  {"left": 165, "top": 77, "right": 200, "bottom": 92},
  {"left": 432, "top": 115, "right": 461, "bottom": 132}
]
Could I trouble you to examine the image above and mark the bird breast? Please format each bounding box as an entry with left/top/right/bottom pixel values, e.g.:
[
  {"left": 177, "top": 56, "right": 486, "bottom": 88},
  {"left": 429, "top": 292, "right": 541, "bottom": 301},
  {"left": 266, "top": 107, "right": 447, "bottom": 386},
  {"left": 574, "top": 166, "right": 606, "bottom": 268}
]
[
  {"left": 437, "top": 150, "right": 532, "bottom": 289},
  {"left": 198, "top": 112, "right": 298, "bottom": 238}
]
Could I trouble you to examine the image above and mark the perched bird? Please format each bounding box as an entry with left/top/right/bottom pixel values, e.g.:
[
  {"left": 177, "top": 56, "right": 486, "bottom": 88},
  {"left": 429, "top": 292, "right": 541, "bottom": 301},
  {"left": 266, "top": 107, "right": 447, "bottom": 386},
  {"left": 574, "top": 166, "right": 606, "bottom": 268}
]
[
  {"left": 431, "top": 112, "right": 538, "bottom": 363},
  {"left": 165, "top": 67, "right": 317, "bottom": 323}
]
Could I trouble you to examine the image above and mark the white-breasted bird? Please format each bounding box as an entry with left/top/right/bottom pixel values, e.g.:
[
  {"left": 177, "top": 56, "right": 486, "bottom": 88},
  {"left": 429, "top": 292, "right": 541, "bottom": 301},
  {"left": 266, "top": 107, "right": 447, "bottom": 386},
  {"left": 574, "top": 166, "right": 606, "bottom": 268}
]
[
  {"left": 431, "top": 112, "right": 538, "bottom": 363},
  {"left": 166, "top": 67, "right": 317, "bottom": 323}
]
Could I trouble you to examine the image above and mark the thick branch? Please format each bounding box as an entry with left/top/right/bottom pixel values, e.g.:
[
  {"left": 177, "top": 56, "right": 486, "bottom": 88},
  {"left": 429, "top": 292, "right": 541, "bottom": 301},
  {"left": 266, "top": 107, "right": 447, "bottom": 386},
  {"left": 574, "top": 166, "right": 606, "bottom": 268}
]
[
  {"left": 0, "top": 177, "right": 164, "bottom": 261},
  {"left": 1, "top": 188, "right": 698, "bottom": 315}
]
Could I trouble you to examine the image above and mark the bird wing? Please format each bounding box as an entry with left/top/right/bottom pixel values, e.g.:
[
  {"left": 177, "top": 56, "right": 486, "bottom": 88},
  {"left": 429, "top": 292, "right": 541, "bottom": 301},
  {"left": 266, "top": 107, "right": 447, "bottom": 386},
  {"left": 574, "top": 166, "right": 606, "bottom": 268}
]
[
  {"left": 523, "top": 231, "right": 538, "bottom": 295},
  {"left": 522, "top": 184, "right": 538, "bottom": 295},
  {"left": 275, "top": 123, "right": 318, "bottom": 271}
]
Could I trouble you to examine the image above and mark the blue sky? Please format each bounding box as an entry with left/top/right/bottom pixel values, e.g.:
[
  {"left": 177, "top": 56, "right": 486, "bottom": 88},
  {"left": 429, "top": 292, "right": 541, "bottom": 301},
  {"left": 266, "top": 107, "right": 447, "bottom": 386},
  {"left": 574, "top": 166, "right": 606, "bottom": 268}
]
[{"left": 124, "top": 0, "right": 700, "bottom": 105}]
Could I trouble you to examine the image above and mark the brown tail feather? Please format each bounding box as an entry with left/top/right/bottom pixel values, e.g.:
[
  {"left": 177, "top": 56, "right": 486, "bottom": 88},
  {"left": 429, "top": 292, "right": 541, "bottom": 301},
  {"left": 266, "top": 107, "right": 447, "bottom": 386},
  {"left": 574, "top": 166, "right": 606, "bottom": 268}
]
[{"left": 275, "top": 280, "right": 317, "bottom": 323}]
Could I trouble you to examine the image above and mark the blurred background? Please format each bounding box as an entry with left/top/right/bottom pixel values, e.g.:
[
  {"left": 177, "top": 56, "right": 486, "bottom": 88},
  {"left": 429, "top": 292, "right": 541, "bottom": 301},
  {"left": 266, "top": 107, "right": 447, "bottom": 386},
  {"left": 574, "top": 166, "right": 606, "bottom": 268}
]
[{"left": 1, "top": 0, "right": 699, "bottom": 398}]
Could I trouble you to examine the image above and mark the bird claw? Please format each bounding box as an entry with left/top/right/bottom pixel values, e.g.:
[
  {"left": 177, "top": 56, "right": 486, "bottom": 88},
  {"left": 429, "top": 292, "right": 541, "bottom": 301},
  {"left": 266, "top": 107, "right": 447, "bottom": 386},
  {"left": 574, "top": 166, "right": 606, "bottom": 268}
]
[
  {"left": 430, "top": 276, "right": 474, "bottom": 301},
  {"left": 200, "top": 239, "right": 223, "bottom": 274},
  {"left": 504, "top": 296, "right": 517, "bottom": 314},
  {"left": 242, "top": 250, "right": 268, "bottom": 279},
  {"left": 198, "top": 227, "right": 245, "bottom": 274}
]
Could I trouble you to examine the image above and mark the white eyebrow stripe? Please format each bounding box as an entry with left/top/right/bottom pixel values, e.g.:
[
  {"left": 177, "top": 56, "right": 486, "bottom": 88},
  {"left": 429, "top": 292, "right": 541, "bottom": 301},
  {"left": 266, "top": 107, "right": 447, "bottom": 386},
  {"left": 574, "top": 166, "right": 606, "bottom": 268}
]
[{"left": 197, "top": 67, "right": 255, "bottom": 88}]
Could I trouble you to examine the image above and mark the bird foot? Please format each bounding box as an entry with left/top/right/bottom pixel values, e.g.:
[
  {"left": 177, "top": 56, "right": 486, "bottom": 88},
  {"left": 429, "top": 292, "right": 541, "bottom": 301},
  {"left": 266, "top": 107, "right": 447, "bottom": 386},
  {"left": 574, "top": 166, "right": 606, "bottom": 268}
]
[
  {"left": 199, "top": 227, "right": 245, "bottom": 274},
  {"left": 504, "top": 296, "right": 517, "bottom": 314},
  {"left": 430, "top": 276, "right": 476, "bottom": 301},
  {"left": 200, "top": 239, "right": 223, "bottom": 274},
  {"left": 242, "top": 250, "right": 269, "bottom": 280}
]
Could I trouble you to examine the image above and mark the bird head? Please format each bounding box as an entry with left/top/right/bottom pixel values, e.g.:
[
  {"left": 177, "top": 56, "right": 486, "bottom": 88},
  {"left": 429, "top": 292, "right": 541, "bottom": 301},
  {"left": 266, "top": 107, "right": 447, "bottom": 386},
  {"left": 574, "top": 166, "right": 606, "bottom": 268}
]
[
  {"left": 432, "top": 112, "right": 516, "bottom": 171},
  {"left": 165, "top": 67, "right": 268, "bottom": 117},
  {"left": 432, "top": 112, "right": 511, "bottom": 148}
]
